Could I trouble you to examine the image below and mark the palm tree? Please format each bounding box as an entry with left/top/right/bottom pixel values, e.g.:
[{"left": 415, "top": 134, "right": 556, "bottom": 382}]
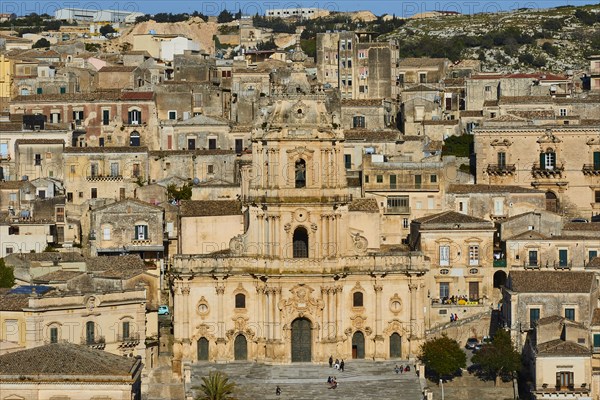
[{"left": 195, "top": 371, "right": 236, "bottom": 400}]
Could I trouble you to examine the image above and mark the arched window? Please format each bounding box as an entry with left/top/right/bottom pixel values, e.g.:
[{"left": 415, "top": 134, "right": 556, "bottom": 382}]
[
  {"left": 235, "top": 293, "right": 246, "bottom": 309},
  {"left": 293, "top": 227, "right": 309, "bottom": 258},
  {"left": 85, "top": 321, "right": 95, "bottom": 344},
  {"left": 353, "top": 292, "right": 364, "bottom": 307},
  {"left": 295, "top": 159, "right": 306, "bottom": 188},
  {"left": 129, "top": 131, "right": 140, "bottom": 147},
  {"left": 128, "top": 108, "right": 142, "bottom": 125}
]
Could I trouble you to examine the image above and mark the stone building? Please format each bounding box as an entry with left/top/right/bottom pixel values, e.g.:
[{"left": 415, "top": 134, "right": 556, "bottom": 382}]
[
  {"left": 410, "top": 211, "right": 497, "bottom": 327},
  {"left": 0, "top": 343, "right": 143, "bottom": 400},
  {"left": 0, "top": 285, "right": 147, "bottom": 360},
  {"left": 316, "top": 31, "right": 394, "bottom": 99},
  {"left": 502, "top": 271, "right": 598, "bottom": 351},
  {"left": 170, "top": 48, "right": 429, "bottom": 373},
  {"left": 13, "top": 138, "right": 65, "bottom": 181},
  {"left": 89, "top": 199, "right": 165, "bottom": 260},
  {"left": 63, "top": 146, "right": 148, "bottom": 206},
  {"left": 474, "top": 125, "right": 600, "bottom": 216}
]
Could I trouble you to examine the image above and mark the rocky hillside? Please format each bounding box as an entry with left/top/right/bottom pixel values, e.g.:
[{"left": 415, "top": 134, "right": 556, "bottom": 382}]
[{"left": 383, "top": 4, "right": 600, "bottom": 72}]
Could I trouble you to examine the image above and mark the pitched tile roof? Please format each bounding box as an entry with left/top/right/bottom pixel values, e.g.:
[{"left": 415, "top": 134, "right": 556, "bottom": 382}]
[
  {"left": 448, "top": 184, "right": 543, "bottom": 194},
  {"left": 508, "top": 271, "right": 595, "bottom": 293},
  {"left": 402, "top": 84, "right": 438, "bottom": 92},
  {"left": 120, "top": 91, "right": 154, "bottom": 100},
  {"left": 86, "top": 254, "right": 146, "bottom": 271},
  {"left": 348, "top": 198, "right": 379, "bottom": 212},
  {"left": 98, "top": 65, "right": 137, "bottom": 73},
  {"left": 180, "top": 200, "right": 242, "bottom": 217},
  {"left": 564, "top": 222, "right": 600, "bottom": 231},
  {"left": 586, "top": 257, "right": 600, "bottom": 270},
  {"left": 0, "top": 293, "right": 30, "bottom": 311},
  {"left": 344, "top": 129, "right": 399, "bottom": 141},
  {"left": 0, "top": 181, "right": 29, "bottom": 190},
  {"left": 536, "top": 339, "right": 590, "bottom": 356},
  {"left": 64, "top": 146, "right": 148, "bottom": 154},
  {"left": 14, "top": 139, "right": 65, "bottom": 145},
  {"left": 413, "top": 210, "right": 493, "bottom": 227},
  {"left": 6, "top": 252, "right": 85, "bottom": 263},
  {"left": 0, "top": 343, "right": 139, "bottom": 377},
  {"left": 33, "top": 270, "right": 85, "bottom": 283}
]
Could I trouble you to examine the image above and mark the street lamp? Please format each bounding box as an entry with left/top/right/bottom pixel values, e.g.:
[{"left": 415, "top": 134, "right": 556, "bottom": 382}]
[{"left": 440, "top": 379, "right": 444, "bottom": 400}]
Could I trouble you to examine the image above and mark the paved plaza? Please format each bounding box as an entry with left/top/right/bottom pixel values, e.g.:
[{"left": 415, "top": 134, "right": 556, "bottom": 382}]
[{"left": 188, "top": 360, "right": 423, "bottom": 400}]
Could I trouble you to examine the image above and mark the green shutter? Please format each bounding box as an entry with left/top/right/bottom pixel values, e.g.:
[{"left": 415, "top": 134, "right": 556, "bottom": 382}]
[
  {"left": 594, "top": 152, "right": 600, "bottom": 170},
  {"left": 539, "top": 152, "right": 545, "bottom": 170},
  {"left": 594, "top": 334, "right": 600, "bottom": 348}
]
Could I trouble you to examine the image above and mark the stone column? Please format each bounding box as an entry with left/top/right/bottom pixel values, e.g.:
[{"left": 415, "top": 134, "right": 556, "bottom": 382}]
[
  {"left": 408, "top": 283, "right": 418, "bottom": 358},
  {"left": 335, "top": 286, "right": 342, "bottom": 340},
  {"left": 181, "top": 285, "right": 191, "bottom": 363},
  {"left": 271, "top": 288, "right": 278, "bottom": 340},
  {"left": 373, "top": 284, "right": 385, "bottom": 360},
  {"left": 257, "top": 284, "right": 265, "bottom": 339},
  {"left": 215, "top": 283, "right": 227, "bottom": 363},
  {"left": 320, "top": 286, "right": 327, "bottom": 340},
  {"left": 265, "top": 288, "right": 271, "bottom": 341}
]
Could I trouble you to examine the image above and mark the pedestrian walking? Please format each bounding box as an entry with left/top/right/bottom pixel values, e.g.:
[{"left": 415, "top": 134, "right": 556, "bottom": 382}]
[
  {"left": 276, "top": 386, "right": 281, "bottom": 396},
  {"left": 340, "top": 360, "right": 344, "bottom": 372},
  {"left": 329, "top": 355, "right": 333, "bottom": 368}
]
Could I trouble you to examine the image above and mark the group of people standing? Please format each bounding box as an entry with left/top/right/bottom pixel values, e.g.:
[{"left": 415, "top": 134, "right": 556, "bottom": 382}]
[{"left": 328, "top": 355, "right": 344, "bottom": 371}]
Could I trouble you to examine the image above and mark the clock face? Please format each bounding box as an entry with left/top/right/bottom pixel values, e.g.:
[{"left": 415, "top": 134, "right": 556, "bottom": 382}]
[
  {"left": 391, "top": 300, "right": 402, "bottom": 312},
  {"left": 198, "top": 303, "right": 209, "bottom": 314}
]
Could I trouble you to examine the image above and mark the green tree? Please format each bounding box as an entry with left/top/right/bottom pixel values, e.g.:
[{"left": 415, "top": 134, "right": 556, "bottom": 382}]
[
  {"left": 99, "top": 24, "right": 116, "bottom": 37},
  {"left": 542, "top": 42, "right": 559, "bottom": 57},
  {"left": 0, "top": 259, "right": 15, "bottom": 288},
  {"left": 442, "top": 134, "right": 473, "bottom": 157},
  {"left": 32, "top": 38, "right": 50, "bottom": 48},
  {"left": 256, "top": 38, "right": 277, "bottom": 50},
  {"left": 419, "top": 334, "right": 467, "bottom": 380},
  {"left": 167, "top": 184, "right": 192, "bottom": 201},
  {"left": 217, "top": 9, "right": 234, "bottom": 23},
  {"left": 472, "top": 329, "right": 521, "bottom": 386},
  {"left": 195, "top": 371, "right": 236, "bottom": 400}
]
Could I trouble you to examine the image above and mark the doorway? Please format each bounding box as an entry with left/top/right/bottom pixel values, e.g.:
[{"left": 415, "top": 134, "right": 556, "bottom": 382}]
[
  {"left": 197, "top": 337, "right": 209, "bottom": 361},
  {"left": 291, "top": 318, "right": 312, "bottom": 362},
  {"left": 234, "top": 334, "right": 247, "bottom": 360},
  {"left": 352, "top": 331, "right": 365, "bottom": 359},
  {"left": 389, "top": 333, "right": 402, "bottom": 358}
]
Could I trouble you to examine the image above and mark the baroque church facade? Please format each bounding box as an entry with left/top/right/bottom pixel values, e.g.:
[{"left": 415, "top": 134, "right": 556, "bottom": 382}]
[{"left": 170, "top": 47, "right": 430, "bottom": 372}]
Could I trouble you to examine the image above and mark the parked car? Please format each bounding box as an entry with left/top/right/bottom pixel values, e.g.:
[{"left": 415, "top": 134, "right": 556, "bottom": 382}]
[
  {"left": 158, "top": 305, "right": 170, "bottom": 315},
  {"left": 465, "top": 337, "right": 479, "bottom": 350},
  {"left": 481, "top": 335, "right": 492, "bottom": 345}
]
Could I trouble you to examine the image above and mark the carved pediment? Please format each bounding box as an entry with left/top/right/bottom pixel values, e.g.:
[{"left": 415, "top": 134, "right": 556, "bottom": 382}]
[
  {"left": 279, "top": 284, "right": 324, "bottom": 320},
  {"left": 537, "top": 129, "right": 562, "bottom": 144},
  {"left": 490, "top": 138, "right": 512, "bottom": 147}
]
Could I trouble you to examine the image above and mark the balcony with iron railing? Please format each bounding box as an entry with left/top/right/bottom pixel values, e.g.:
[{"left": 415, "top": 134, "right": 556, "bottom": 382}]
[
  {"left": 117, "top": 332, "right": 140, "bottom": 348},
  {"left": 242, "top": 194, "right": 353, "bottom": 205},
  {"left": 486, "top": 164, "right": 516, "bottom": 176},
  {"left": 582, "top": 164, "right": 600, "bottom": 176},
  {"left": 82, "top": 335, "right": 105, "bottom": 350},
  {"left": 384, "top": 206, "right": 411, "bottom": 214},
  {"left": 86, "top": 174, "right": 123, "bottom": 182},
  {"left": 493, "top": 259, "right": 507, "bottom": 268},
  {"left": 531, "top": 163, "right": 565, "bottom": 179}
]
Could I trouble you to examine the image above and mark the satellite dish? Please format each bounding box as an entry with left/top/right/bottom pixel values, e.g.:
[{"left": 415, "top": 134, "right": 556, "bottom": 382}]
[{"left": 193, "top": 178, "right": 200, "bottom": 185}]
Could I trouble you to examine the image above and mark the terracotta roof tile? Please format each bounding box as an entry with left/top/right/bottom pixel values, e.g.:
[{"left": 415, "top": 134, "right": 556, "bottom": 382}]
[
  {"left": 14, "top": 139, "right": 65, "bottom": 145},
  {"left": 64, "top": 146, "right": 148, "bottom": 154},
  {"left": 120, "top": 91, "right": 154, "bottom": 101},
  {"left": 98, "top": 65, "right": 137, "bottom": 73},
  {"left": 344, "top": 129, "right": 399, "bottom": 141},
  {"left": 0, "top": 293, "right": 30, "bottom": 311},
  {"left": 536, "top": 339, "right": 590, "bottom": 356},
  {"left": 448, "top": 184, "right": 543, "bottom": 194},
  {"left": 180, "top": 200, "right": 242, "bottom": 217},
  {"left": 86, "top": 255, "right": 146, "bottom": 272},
  {"left": 413, "top": 210, "right": 493, "bottom": 227},
  {"left": 564, "top": 222, "right": 600, "bottom": 231},
  {"left": 33, "top": 270, "right": 85, "bottom": 283},
  {"left": 508, "top": 271, "right": 595, "bottom": 293},
  {"left": 0, "top": 343, "right": 139, "bottom": 377}
]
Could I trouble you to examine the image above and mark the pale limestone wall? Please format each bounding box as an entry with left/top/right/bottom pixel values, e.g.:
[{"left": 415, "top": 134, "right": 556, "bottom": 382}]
[
  {"left": 474, "top": 126, "right": 600, "bottom": 215},
  {"left": 506, "top": 237, "right": 600, "bottom": 268},
  {"left": 180, "top": 215, "right": 243, "bottom": 254},
  {"left": 0, "top": 224, "right": 52, "bottom": 257},
  {"left": 172, "top": 272, "right": 427, "bottom": 365},
  {"left": 536, "top": 356, "right": 591, "bottom": 389},
  {"left": 419, "top": 227, "right": 496, "bottom": 311},
  {"left": 0, "top": 310, "right": 26, "bottom": 349},
  {"left": 24, "top": 290, "right": 147, "bottom": 361},
  {"left": 0, "top": 382, "right": 137, "bottom": 400}
]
